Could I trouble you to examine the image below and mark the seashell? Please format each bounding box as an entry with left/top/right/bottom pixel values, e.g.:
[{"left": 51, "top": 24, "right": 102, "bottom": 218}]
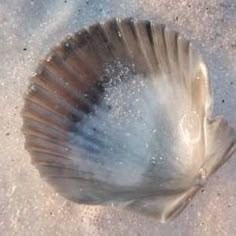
[{"left": 22, "top": 18, "right": 236, "bottom": 222}]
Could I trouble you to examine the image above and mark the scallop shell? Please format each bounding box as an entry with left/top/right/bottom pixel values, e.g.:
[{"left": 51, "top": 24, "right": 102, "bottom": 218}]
[{"left": 22, "top": 18, "right": 236, "bottom": 222}]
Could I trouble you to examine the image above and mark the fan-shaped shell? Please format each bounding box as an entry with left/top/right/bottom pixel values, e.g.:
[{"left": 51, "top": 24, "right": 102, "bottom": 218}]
[{"left": 22, "top": 18, "right": 236, "bottom": 222}]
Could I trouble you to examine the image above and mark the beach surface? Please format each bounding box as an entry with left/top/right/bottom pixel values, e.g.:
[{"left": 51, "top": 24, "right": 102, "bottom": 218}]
[{"left": 0, "top": 0, "right": 236, "bottom": 235}]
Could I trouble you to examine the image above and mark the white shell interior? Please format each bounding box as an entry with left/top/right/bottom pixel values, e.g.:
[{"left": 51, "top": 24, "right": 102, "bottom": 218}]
[{"left": 70, "top": 64, "right": 203, "bottom": 189}]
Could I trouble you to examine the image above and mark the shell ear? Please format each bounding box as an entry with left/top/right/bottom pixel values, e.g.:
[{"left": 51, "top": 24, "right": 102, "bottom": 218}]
[
  {"left": 124, "top": 186, "right": 199, "bottom": 222},
  {"left": 124, "top": 118, "right": 236, "bottom": 223},
  {"left": 203, "top": 117, "right": 236, "bottom": 177}
]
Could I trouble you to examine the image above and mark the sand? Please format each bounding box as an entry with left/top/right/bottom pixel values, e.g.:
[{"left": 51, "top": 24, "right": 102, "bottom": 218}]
[{"left": 0, "top": 0, "right": 236, "bottom": 235}]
